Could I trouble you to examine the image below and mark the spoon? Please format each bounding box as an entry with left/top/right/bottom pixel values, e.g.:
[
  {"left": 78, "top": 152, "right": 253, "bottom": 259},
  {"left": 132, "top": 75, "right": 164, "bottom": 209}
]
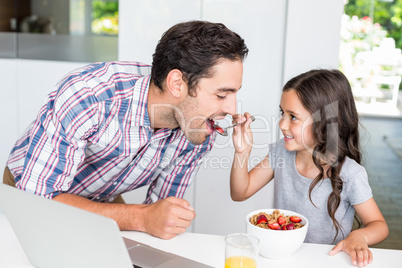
[{"left": 213, "top": 116, "right": 255, "bottom": 136}]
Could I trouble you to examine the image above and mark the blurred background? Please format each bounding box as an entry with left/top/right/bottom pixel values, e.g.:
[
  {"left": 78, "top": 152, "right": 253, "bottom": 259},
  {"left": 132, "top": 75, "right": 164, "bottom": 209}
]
[{"left": 0, "top": 0, "right": 401, "bottom": 250}]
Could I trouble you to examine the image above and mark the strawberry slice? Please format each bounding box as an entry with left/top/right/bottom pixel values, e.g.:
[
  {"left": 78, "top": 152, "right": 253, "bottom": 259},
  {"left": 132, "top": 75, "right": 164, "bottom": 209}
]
[
  {"left": 268, "top": 222, "right": 281, "bottom": 230},
  {"left": 214, "top": 125, "right": 224, "bottom": 134},
  {"left": 290, "top": 216, "right": 302, "bottom": 223},
  {"left": 257, "top": 214, "right": 268, "bottom": 224},
  {"left": 286, "top": 223, "right": 295, "bottom": 230},
  {"left": 277, "top": 216, "right": 286, "bottom": 226},
  {"left": 281, "top": 225, "right": 287, "bottom": 230}
]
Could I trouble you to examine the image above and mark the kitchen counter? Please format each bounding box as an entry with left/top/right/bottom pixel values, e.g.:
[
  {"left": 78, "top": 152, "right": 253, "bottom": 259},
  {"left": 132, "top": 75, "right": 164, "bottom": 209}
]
[{"left": 1, "top": 213, "right": 401, "bottom": 267}]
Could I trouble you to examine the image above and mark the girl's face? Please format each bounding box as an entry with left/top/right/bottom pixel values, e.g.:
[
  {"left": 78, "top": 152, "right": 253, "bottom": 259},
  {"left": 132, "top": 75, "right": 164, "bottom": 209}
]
[{"left": 279, "top": 89, "right": 316, "bottom": 152}]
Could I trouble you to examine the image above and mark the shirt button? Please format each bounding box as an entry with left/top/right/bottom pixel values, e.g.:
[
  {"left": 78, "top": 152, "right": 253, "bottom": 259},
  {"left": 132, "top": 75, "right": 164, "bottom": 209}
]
[
  {"left": 96, "top": 197, "right": 100, "bottom": 200},
  {"left": 113, "top": 182, "right": 117, "bottom": 186}
]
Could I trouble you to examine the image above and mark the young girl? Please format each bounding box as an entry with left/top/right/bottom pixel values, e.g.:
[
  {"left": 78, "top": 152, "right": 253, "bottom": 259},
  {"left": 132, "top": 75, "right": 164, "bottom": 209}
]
[{"left": 230, "top": 69, "right": 388, "bottom": 267}]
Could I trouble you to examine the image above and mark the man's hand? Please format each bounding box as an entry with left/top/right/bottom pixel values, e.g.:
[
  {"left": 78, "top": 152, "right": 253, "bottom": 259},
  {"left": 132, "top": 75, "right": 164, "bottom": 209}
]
[
  {"left": 141, "top": 196, "right": 196, "bottom": 240},
  {"left": 54, "top": 193, "right": 195, "bottom": 240}
]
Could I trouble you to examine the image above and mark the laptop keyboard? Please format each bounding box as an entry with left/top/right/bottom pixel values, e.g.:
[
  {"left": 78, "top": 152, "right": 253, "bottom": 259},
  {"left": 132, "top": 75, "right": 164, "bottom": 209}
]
[{"left": 123, "top": 237, "right": 213, "bottom": 268}]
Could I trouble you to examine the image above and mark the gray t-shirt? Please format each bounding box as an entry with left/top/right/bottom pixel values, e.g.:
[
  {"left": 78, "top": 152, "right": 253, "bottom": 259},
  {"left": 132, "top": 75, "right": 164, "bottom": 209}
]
[{"left": 269, "top": 139, "right": 372, "bottom": 244}]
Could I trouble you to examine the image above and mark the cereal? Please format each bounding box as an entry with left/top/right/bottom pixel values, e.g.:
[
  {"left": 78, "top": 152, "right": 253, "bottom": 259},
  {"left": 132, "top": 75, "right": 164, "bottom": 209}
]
[{"left": 250, "top": 209, "right": 305, "bottom": 230}]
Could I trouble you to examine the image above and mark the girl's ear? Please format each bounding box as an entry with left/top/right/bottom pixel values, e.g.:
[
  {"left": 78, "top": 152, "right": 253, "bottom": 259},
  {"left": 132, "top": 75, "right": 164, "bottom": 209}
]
[{"left": 165, "top": 69, "right": 187, "bottom": 98}]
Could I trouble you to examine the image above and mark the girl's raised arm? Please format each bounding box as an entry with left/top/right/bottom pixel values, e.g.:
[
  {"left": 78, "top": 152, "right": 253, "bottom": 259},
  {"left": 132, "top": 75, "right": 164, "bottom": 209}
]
[{"left": 230, "top": 113, "right": 275, "bottom": 201}]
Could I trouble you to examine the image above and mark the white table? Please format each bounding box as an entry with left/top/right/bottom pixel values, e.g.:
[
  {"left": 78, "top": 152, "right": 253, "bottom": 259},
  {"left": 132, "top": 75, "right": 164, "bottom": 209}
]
[{"left": 1, "top": 213, "right": 401, "bottom": 268}]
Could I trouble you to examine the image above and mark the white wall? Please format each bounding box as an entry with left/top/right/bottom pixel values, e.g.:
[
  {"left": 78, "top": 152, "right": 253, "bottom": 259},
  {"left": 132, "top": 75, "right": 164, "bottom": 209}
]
[
  {"left": 118, "top": 0, "right": 202, "bottom": 64},
  {"left": 0, "top": 0, "right": 344, "bottom": 235},
  {"left": 283, "top": 0, "right": 344, "bottom": 80},
  {"left": 0, "top": 60, "right": 19, "bottom": 172}
]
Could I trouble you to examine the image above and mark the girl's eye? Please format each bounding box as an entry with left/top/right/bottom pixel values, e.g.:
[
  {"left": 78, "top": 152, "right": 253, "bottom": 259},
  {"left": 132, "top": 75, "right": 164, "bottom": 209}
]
[
  {"left": 279, "top": 109, "right": 297, "bottom": 120},
  {"left": 217, "top": 95, "right": 226, "bottom": 99}
]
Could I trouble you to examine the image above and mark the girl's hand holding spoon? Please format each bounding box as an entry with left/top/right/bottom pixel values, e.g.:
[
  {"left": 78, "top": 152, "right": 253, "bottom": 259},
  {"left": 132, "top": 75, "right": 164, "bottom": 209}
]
[{"left": 214, "top": 113, "right": 255, "bottom": 155}]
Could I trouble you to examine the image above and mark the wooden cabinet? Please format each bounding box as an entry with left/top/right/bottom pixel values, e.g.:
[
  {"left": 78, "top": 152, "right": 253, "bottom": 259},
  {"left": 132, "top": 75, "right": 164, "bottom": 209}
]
[
  {"left": 0, "top": 0, "right": 16, "bottom": 31},
  {"left": 0, "top": 0, "right": 31, "bottom": 32}
]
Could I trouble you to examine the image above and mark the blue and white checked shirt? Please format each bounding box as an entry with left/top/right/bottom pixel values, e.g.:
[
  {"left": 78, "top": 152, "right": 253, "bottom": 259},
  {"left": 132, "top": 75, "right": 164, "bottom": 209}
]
[{"left": 7, "top": 61, "right": 215, "bottom": 203}]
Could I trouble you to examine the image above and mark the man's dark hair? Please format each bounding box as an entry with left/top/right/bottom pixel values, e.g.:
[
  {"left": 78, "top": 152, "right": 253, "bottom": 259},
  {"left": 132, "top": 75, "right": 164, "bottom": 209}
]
[{"left": 151, "top": 20, "right": 248, "bottom": 96}]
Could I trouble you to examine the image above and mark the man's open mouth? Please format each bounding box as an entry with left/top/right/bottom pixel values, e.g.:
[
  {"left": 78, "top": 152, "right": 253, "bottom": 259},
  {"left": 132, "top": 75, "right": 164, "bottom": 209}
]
[{"left": 206, "top": 119, "right": 215, "bottom": 133}]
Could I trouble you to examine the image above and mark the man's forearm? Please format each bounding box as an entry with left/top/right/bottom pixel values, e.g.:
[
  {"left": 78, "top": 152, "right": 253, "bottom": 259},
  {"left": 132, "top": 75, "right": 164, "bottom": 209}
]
[
  {"left": 53, "top": 193, "right": 147, "bottom": 231},
  {"left": 53, "top": 193, "right": 196, "bottom": 240}
]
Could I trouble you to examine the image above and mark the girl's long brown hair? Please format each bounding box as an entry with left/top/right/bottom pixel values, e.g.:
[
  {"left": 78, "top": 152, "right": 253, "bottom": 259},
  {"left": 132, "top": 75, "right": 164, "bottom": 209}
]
[{"left": 283, "top": 69, "right": 361, "bottom": 243}]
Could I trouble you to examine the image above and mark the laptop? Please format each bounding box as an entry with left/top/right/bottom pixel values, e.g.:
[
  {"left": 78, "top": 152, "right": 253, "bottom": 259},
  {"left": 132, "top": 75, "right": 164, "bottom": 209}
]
[{"left": 0, "top": 183, "right": 212, "bottom": 268}]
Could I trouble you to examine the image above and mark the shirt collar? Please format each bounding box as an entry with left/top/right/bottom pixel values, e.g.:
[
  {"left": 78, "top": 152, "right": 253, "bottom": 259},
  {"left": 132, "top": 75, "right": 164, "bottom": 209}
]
[
  {"left": 132, "top": 75, "right": 151, "bottom": 127},
  {"left": 131, "top": 75, "right": 175, "bottom": 139}
]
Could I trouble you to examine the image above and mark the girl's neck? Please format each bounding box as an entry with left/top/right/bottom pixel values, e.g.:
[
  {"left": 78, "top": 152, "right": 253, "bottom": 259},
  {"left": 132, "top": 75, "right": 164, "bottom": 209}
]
[{"left": 295, "top": 150, "right": 328, "bottom": 179}]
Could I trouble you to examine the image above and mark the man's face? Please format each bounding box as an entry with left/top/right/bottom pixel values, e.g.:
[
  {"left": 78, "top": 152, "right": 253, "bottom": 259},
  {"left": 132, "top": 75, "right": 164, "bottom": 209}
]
[{"left": 175, "top": 59, "right": 243, "bottom": 145}]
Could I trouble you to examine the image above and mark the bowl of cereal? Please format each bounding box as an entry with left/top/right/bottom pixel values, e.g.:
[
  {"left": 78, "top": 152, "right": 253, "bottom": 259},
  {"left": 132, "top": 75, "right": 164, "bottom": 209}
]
[{"left": 246, "top": 209, "right": 308, "bottom": 259}]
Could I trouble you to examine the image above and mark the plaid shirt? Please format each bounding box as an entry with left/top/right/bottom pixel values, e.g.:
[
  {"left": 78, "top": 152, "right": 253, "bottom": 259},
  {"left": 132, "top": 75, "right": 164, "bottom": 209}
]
[{"left": 7, "top": 62, "right": 215, "bottom": 203}]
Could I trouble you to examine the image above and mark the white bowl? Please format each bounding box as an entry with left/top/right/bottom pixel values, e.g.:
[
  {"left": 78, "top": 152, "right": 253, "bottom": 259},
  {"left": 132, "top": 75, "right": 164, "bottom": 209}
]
[{"left": 246, "top": 209, "right": 309, "bottom": 259}]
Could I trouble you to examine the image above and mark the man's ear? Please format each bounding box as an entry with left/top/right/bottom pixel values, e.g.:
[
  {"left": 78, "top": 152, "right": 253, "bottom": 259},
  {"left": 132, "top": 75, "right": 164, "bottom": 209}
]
[{"left": 165, "top": 69, "right": 186, "bottom": 98}]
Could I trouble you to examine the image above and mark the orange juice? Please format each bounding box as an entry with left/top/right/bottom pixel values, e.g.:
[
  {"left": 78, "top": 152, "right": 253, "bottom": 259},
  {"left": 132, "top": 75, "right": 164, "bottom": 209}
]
[{"left": 225, "top": 256, "right": 257, "bottom": 268}]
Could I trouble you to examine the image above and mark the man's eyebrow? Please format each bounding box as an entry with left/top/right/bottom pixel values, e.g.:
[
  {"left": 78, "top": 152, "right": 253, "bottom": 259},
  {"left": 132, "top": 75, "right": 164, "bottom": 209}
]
[{"left": 216, "top": 86, "right": 242, "bottom": 93}]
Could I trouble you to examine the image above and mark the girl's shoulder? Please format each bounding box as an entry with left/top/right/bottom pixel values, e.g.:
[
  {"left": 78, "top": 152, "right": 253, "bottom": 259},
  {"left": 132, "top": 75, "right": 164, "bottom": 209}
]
[
  {"left": 340, "top": 157, "right": 369, "bottom": 186},
  {"left": 340, "top": 157, "right": 367, "bottom": 177},
  {"left": 267, "top": 139, "right": 295, "bottom": 170},
  {"left": 268, "top": 138, "right": 286, "bottom": 153},
  {"left": 340, "top": 157, "right": 372, "bottom": 203}
]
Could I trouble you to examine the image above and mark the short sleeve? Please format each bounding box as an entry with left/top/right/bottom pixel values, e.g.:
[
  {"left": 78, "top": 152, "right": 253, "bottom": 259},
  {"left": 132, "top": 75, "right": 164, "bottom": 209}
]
[{"left": 342, "top": 159, "right": 373, "bottom": 205}]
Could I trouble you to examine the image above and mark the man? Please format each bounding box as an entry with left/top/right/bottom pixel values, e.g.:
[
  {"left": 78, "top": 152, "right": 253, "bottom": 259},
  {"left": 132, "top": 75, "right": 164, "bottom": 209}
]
[{"left": 4, "top": 21, "right": 248, "bottom": 239}]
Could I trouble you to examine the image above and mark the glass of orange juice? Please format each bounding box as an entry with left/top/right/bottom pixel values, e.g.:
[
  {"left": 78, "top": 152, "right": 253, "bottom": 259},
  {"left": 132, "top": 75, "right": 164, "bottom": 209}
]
[{"left": 225, "top": 233, "right": 259, "bottom": 268}]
